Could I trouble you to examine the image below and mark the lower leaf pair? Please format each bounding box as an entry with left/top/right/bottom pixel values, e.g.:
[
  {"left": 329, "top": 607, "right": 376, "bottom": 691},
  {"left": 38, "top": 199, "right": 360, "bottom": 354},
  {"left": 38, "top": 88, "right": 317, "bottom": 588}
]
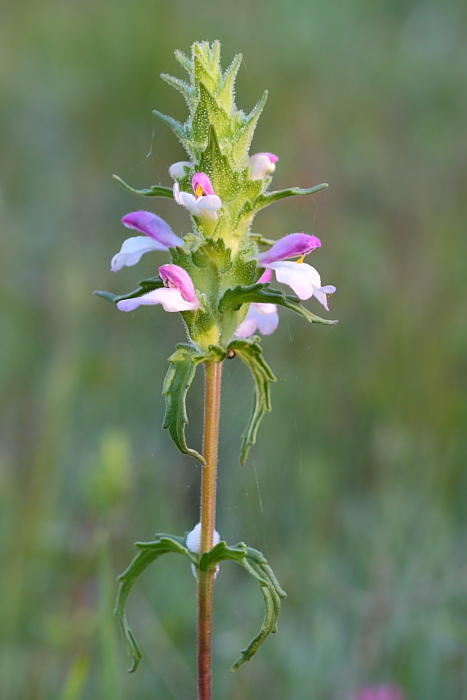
[{"left": 114, "top": 533, "right": 286, "bottom": 673}]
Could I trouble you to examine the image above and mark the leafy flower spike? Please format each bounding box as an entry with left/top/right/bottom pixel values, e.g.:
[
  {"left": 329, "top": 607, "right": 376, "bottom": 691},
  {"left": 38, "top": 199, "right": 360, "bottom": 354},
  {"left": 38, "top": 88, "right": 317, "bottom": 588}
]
[
  {"left": 111, "top": 211, "right": 183, "bottom": 272},
  {"left": 97, "top": 42, "right": 337, "bottom": 690},
  {"left": 257, "top": 233, "right": 336, "bottom": 310},
  {"left": 117, "top": 264, "right": 199, "bottom": 313},
  {"left": 173, "top": 173, "right": 222, "bottom": 222}
]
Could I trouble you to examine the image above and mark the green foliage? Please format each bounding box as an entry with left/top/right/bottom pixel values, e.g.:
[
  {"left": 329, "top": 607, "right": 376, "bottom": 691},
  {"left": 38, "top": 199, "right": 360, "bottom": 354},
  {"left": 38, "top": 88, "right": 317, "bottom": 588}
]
[
  {"left": 162, "top": 344, "right": 226, "bottom": 463},
  {"left": 114, "top": 534, "right": 193, "bottom": 673},
  {"left": 115, "top": 535, "right": 285, "bottom": 675},
  {"left": 253, "top": 183, "right": 329, "bottom": 211},
  {"left": 94, "top": 277, "right": 164, "bottom": 304},
  {"left": 227, "top": 337, "right": 276, "bottom": 465},
  {"left": 219, "top": 283, "right": 338, "bottom": 325},
  {"left": 112, "top": 175, "right": 174, "bottom": 198},
  {"left": 199, "top": 541, "right": 286, "bottom": 671}
]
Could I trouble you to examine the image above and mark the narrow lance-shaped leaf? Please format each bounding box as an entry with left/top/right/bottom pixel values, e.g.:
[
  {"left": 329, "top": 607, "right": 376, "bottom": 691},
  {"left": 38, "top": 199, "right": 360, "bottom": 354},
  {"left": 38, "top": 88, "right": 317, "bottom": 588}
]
[
  {"left": 94, "top": 277, "right": 164, "bottom": 304},
  {"left": 198, "top": 541, "right": 286, "bottom": 671},
  {"left": 114, "top": 534, "right": 191, "bottom": 673},
  {"left": 227, "top": 337, "right": 276, "bottom": 465},
  {"left": 162, "top": 344, "right": 226, "bottom": 464},
  {"left": 253, "top": 182, "right": 329, "bottom": 211},
  {"left": 112, "top": 174, "right": 174, "bottom": 198},
  {"left": 220, "top": 283, "right": 338, "bottom": 325},
  {"left": 152, "top": 109, "right": 186, "bottom": 143}
]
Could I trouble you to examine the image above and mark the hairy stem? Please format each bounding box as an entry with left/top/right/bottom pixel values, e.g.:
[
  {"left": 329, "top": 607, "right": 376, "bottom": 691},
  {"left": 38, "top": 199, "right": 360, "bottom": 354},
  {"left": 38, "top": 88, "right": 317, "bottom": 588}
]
[{"left": 197, "top": 361, "right": 223, "bottom": 700}]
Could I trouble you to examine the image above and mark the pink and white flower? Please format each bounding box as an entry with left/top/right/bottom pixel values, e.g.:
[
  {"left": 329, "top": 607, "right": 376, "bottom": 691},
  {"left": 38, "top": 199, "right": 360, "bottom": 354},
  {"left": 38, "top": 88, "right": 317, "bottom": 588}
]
[
  {"left": 235, "top": 303, "right": 279, "bottom": 338},
  {"left": 117, "top": 264, "right": 199, "bottom": 313},
  {"left": 173, "top": 173, "right": 222, "bottom": 222},
  {"left": 257, "top": 233, "right": 336, "bottom": 311},
  {"left": 249, "top": 152, "right": 278, "bottom": 180},
  {"left": 111, "top": 211, "right": 183, "bottom": 272}
]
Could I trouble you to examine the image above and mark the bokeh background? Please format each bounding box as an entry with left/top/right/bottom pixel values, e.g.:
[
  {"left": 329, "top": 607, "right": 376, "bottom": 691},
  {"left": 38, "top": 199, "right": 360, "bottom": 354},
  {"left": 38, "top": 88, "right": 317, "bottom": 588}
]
[{"left": 2, "top": 0, "right": 467, "bottom": 698}]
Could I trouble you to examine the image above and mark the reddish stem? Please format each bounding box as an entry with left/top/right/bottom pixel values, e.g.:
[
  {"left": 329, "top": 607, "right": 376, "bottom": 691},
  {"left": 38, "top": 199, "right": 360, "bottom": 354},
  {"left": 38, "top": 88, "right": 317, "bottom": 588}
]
[{"left": 197, "top": 361, "right": 222, "bottom": 700}]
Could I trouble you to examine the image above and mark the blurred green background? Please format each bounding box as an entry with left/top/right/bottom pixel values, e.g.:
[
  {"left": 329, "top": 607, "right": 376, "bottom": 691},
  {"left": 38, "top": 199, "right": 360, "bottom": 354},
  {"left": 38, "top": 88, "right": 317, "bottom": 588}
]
[{"left": 2, "top": 0, "right": 467, "bottom": 698}]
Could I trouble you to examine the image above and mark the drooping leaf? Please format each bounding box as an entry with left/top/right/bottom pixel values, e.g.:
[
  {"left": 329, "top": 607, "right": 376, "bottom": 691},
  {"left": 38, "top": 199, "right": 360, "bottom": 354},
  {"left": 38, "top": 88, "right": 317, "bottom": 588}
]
[
  {"left": 162, "top": 344, "right": 226, "bottom": 463},
  {"left": 114, "top": 534, "right": 192, "bottom": 673},
  {"left": 112, "top": 174, "right": 174, "bottom": 198},
  {"left": 219, "top": 283, "right": 338, "bottom": 325},
  {"left": 94, "top": 277, "right": 164, "bottom": 304},
  {"left": 253, "top": 182, "right": 328, "bottom": 211},
  {"left": 227, "top": 337, "right": 276, "bottom": 465},
  {"left": 198, "top": 541, "right": 286, "bottom": 671}
]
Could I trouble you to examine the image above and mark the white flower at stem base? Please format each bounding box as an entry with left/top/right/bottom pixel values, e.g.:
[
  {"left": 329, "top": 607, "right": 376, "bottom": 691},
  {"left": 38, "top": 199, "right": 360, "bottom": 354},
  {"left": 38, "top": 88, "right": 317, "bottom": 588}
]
[{"left": 186, "top": 522, "right": 221, "bottom": 579}]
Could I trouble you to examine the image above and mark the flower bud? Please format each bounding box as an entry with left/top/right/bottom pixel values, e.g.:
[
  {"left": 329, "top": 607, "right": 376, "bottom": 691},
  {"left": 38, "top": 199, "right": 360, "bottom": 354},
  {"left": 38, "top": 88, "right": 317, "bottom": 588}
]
[
  {"left": 168, "top": 161, "right": 192, "bottom": 180},
  {"left": 249, "top": 152, "right": 278, "bottom": 180}
]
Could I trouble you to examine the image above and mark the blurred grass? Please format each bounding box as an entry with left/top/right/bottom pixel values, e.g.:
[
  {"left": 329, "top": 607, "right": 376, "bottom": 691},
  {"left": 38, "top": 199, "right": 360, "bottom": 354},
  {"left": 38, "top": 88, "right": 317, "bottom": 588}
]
[{"left": 1, "top": 0, "right": 467, "bottom": 698}]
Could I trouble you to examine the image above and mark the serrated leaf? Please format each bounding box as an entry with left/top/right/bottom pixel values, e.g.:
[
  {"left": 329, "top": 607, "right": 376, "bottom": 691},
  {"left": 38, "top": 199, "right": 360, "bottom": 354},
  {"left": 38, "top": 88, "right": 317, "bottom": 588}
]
[
  {"left": 162, "top": 344, "right": 226, "bottom": 463},
  {"left": 227, "top": 338, "right": 276, "bottom": 465},
  {"left": 254, "top": 183, "right": 328, "bottom": 211},
  {"left": 112, "top": 174, "right": 174, "bottom": 198},
  {"left": 114, "top": 534, "right": 191, "bottom": 673},
  {"left": 94, "top": 277, "right": 164, "bottom": 304},
  {"left": 231, "top": 91, "right": 268, "bottom": 161},
  {"left": 152, "top": 110, "right": 186, "bottom": 143},
  {"left": 197, "top": 541, "right": 286, "bottom": 671},
  {"left": 219, "top": 283, "right": 338, "bottom": 326}
]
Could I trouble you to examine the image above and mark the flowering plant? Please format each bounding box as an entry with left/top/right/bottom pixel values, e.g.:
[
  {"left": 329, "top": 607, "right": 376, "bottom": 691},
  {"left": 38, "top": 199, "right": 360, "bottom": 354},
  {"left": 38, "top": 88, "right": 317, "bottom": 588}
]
[{"left": 96, "top": 41, "right": 336, "bottom": 699}]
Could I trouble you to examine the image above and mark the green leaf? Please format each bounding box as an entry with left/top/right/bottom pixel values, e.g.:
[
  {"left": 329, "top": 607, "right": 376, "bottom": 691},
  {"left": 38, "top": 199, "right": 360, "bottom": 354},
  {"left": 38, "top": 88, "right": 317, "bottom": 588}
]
[
  {"left": 192, "top": 82, "right": 231, "bottom": 145},
  {"left": 152, "top": 110, "right": 186, "bottom": 143},
  {"left": 94, "top": 277, "right": 164, "bottom": 304},
  {"left": 219, "top": 283, "right": 338, "bottom": 326},
  {"left": 198, "top": 541, "right": 286, "bottom": 671},
  {"left": 199, "top": 126, "right": 238, "bottom": 199},
  {"left": 231, "top": 91, "right": 268, "bottom": 161},
  {"left": 112, "top": 174, "right": 174, "bottom": 198},
  {"left": 162, "top": 344, "right": 226, "bottom": 463},
  {"left": 114, "top": 534, "right": 191, "bottom": 673},
  {"left": 217, "top": 53, "right": 242, "bottom": 112},
  {"left": 253, "top": 182, "right": 328, "bottom": 211},
  {"left": 227, "top": 338, "right": 276, "bottom": 465},
  {"left": 160, "top": 73, "right": 194, "bottom": 105}
]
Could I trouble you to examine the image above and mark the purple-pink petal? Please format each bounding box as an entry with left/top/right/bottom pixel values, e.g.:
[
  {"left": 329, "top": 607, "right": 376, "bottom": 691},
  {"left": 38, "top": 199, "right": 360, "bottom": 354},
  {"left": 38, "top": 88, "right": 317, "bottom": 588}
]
[
  {"left": 258, "top": 269, "right": 272, "bottom": 284},
  {"left": 257, "top": 233, "right": 321, "bottom": 265},
  {"left": 192, "top": 173, "right": 215, "bottom": 196},
  {"left": 122, "top": 211, "right": 183, "bottom": 248},
  {"left": 159, "top": 264, "right": 198, "bottom": 304},
  {"left": 254, "top": 152, "right": 278, "bottom": 164}
]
